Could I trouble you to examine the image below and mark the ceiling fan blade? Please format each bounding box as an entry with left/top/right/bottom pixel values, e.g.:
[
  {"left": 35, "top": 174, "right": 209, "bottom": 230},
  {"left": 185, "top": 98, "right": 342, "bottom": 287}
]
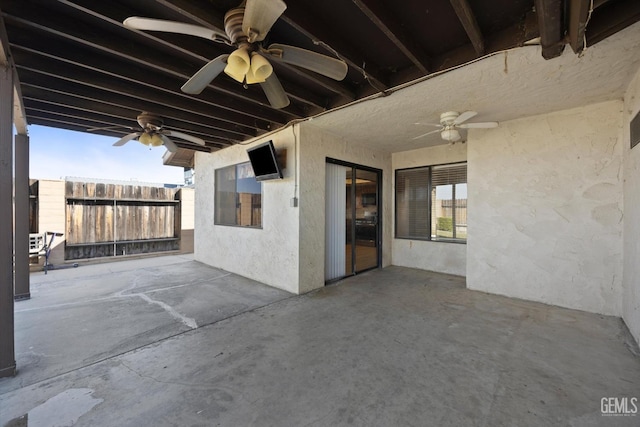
[
  {"left": 412, "top": 129, "right": 442, "bottom": 140},
  {"left": 159, "top": 134, "right": 179, "bottom": 153},
  {"left": 181, "top": 54, "right": 229, "bottom": 94},
  {"left": 260, "top": 72, "right": 290, "bottom": 109},
  {"left": 113, "top": 132, "right": 141, "bottom": 146},
  {"left": 458, "top": 122, "right": 499, "bottom": 129},
  {"left": 243, "top": 0, "right": 287, "bottom": 43},
  {"left": 268, "top": 44, "right": 348, "bottom": 81},
  {"left": 414, "top": 122, "right": 442, "bottom": 127},
  {"left": 163, "top": 130, "right": 205, "bottom": 146},
  {"left": 453, "top": 110, "right": 477, "bottom": 125},
  {"left": 123, "top": 17, "right": 226, "bottom": 42}
]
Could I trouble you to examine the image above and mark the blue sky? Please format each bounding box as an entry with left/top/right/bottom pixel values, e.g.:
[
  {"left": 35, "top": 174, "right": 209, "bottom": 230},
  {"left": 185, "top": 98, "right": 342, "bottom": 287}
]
[{"left": 28, "top": 126, "right": 185, "bottom": 184}]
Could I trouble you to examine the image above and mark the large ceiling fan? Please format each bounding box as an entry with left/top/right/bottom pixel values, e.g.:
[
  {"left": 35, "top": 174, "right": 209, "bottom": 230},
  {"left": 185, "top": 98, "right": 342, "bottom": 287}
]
[
  {"left": 414, "top": 111, "right": 499, "bottom": 142},
  {"left": 123, "top": 0, "right": 349, "bottom": 109},
  {"left": 108, "top": 112, "right": 206, "bottom": 153}
]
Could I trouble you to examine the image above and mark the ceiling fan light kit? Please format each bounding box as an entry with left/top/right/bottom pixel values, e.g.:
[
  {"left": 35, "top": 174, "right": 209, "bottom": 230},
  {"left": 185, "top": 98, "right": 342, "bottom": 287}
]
[
  {"left": 441, "top": 129, "right": 461, "bottom": 142},
  {"left": 413, "top": 111, "right": 499, "bottom": 142},
  {"left": 249, "top": 53, "right": 273, "bottom": 82},
  {"left": 123, "top": 0, "right": 348, "bottom": 109},
  {"left": 224, "top": 47, "right": 251, "bottom": 82},
  {"left": 138, "top": 132, "right": 152, "bottom": 146}
]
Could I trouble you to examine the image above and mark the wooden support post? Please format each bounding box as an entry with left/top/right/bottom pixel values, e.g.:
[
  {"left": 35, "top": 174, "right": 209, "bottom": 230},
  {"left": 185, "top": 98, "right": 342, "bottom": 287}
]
[
  {"left": 15, "top": 133, "right": 30, "bottom": 300},
  {"left": 534, "top": 0, "right": 566, "bottom": 59},
  {"left": 0, "top": 63, "right": 16, "bottom": 378}
]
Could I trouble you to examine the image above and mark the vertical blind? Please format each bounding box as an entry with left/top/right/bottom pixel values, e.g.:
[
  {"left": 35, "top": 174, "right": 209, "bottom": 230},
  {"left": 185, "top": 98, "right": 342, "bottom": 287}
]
[{"left": 325, "top": 163, "right": 349, "bottom": 281}]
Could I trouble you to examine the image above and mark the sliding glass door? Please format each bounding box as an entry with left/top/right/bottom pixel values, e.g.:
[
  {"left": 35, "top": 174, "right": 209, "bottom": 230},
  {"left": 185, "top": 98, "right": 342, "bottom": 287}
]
[{"left": 325, "top": 160, "right": 381, "bottom": 282}]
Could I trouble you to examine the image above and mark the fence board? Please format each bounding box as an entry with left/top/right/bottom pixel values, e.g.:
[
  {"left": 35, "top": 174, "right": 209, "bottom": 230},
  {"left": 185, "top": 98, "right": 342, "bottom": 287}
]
[{"left": 64, "top": 182, "right": 180, "bottom": 260}]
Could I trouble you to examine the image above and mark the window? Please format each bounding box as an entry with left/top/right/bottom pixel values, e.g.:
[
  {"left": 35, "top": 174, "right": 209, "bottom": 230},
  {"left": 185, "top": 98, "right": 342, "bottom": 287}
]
[
  {"left": 395, "top": 162, "right": 467, "bottom": 242},
  {"left": 215, "top": 162, "right": 262, "bottom": 227}
]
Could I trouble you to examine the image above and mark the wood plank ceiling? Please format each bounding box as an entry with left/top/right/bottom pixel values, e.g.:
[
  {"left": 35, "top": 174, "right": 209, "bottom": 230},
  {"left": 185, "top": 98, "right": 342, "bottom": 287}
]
[{"left": 1, "top": 0, "right": 639, "bottom": 154}]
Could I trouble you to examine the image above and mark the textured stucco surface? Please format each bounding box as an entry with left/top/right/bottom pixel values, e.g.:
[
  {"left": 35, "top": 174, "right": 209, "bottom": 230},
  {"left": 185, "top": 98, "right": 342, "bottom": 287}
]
[
  {"left": 298, "top": 124, "right": 392, "bottom": 293},
  {"left": 37, "top": 180, "right": 66, "bottom": 265},
  {"left": 194, "top": 129, "right": 300, "bottom": 293},
  {"left": 195, "top": 123, "right": 392, "bottom": 295},
  {"left": 467, "top": 101, "right": 624, "bottom": 316},
  {"left": 308, "top": 22, "right": 640, "bottom": 153},
  {"left": 391, "top": 144, "right": 467, "bottom": 276},
  {"left": 623, "top": 67, "right": 640, "bottom": 343}
]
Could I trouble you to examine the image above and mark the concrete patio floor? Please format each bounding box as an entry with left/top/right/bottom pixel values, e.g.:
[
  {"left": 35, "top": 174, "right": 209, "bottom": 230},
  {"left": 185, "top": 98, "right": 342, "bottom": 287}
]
[{"left": 1, "top": 255, "right": 639, "bottom": 426}]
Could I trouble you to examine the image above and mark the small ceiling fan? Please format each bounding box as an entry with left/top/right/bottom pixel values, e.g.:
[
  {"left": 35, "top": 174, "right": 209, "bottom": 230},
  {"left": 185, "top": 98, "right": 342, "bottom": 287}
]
[
  {"left": 414, "top": 111, "right": 498, "bottom": 142},
  {"left": 123, "top": 0, "right": 349, "bottom": 109},
  {"left": 104, "top": 112, "right": 206, "bottom": 153}
]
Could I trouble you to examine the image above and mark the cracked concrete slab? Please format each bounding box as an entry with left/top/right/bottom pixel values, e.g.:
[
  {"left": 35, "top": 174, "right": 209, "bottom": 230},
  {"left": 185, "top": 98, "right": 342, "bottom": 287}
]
[
  {"left": 1, "top": 259, "right": 639, "bottom": 426},
  {"left": 1, "top": 255, "right": 291, "bottom": 396}
]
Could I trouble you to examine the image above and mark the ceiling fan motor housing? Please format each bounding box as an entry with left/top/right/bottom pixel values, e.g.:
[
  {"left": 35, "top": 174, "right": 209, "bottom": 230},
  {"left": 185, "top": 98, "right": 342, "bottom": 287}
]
[
  {"left": 440, "top": 111, "right": 460, "bottom": 125},
  {"left": 224, "top": 8, "right": 248, "bottom": 45},
  {"left": 137, "top": 112, "right": 163, "bottom": 131}
]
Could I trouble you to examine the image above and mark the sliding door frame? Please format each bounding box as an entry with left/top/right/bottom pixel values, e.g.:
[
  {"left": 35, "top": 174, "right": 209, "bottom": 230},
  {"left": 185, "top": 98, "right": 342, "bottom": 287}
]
[{"left": 326, "top": 158, "right": 383, "bottom": 276}]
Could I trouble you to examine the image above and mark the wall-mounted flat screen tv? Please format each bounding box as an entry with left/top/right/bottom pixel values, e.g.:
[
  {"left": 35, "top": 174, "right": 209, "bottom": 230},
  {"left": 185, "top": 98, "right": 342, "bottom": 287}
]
[{"left": 247, "top": 140, "right": 283, "bottom": 181}]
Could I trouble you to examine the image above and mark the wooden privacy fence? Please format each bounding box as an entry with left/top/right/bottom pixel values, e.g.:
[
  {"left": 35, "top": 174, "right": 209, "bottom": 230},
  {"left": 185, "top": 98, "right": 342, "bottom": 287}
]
[{"left": 65, "top": 181, "right": 182, "bottom": 260}]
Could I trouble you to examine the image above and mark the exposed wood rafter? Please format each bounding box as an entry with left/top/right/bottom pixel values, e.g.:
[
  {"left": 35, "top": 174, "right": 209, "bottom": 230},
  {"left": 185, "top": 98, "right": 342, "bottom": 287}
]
[
  {"left": 351, "top": 0, "right": 430, "bottom": 73},
  {"left": 279, "top": 9, "right": 389, "bottom": 95},
  {"left": 449, "top": 0, "right": 485, "bottom": 56},
  {"left": 1, "top": 0, "right": 637, "bottom": 155},
  {"left": 534, "top": 0, "right": 565, "bottom": 59},
  {"left": 586, "top": 0, "right": 640, "bottom": 47},
  {"left": 567, "top": 0, "right": 590, "bottom": 54}
]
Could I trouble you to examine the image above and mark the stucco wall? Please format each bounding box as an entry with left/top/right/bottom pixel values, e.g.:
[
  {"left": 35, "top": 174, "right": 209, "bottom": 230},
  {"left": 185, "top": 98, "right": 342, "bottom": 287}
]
[
  {"left": 298, "top": 124, "right": 392, "bottom": 293},
  {"left": 623, "top": 67, "right": 640, "bottom": 343},
  {"left": 179, "top": 187, "right": 194, "bottom": 254},
  {"left": 37, "top": 179, "right": 66, "bottom": 265},
  {"left": 391, "top": 143, "right": 467, "bottom": 276},
  {"left": 467, "top": 101, "right": 624, "bottom": 316},
  {"left": 194, "top": 129, "right": 300, "bottom": 293}
]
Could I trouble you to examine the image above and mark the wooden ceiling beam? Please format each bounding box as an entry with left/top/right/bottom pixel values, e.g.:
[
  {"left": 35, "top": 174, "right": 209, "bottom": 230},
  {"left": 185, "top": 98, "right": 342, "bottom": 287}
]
[
  {"left": 449, "top": 0, "right": 485, "bottom": 56},
  {"left": 1, "top": 7, "right": 311, "bottom": 117},
  {"left": 52, "top": 1, "right": 323, "bottom": 111},
  {"left": 586, "top": 0, "right": 640, "bottom": 47},
  {"left": 29, "top": 116, "right": 215, "bottom": 152},
  {"left": 25, "top": 110, "right": 221, "bottom": 151},
  {"left": 6, "top": 33, "right": 294, "bottom": 126},
  {"left": 23, "top": 99, "right": 233, "bottom": 146},
  {"left": 145, "top": 0, "right": 226, "bottom": 31},
  {"left": 20, "top": 80, "right": 242, "bottom": 143},
  {"left": 415, "top": 11, "right": 539, "bottom": 85},
  {"left": 351, "top": 0, "right": 430, "bottom": 73},
  {"left": 57, "top": 0, "right": 216, "bottom": 64},
  {"left": 279, "top": 7, "right": 388, "bottom": 93},
  {"left": 533, "top": 0, "right": 565, "bottom": 59},
  {"left": 17, "top": 66, "right": 253, "bottom": 141},
  {"left": 61, "top": 0, "right": 354, "bottom": 105},
  {"left": 136, "top": 0, "right": 353, "bottom": 105},
  {"left": 25, "top": 105, "right": 141, "bottom": 132},
  {"left": 567, "top": 0, "right": 590, "bottom": 54},
  {"left": 13, "top": 53, "right": 259, "bottom": 139}
]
